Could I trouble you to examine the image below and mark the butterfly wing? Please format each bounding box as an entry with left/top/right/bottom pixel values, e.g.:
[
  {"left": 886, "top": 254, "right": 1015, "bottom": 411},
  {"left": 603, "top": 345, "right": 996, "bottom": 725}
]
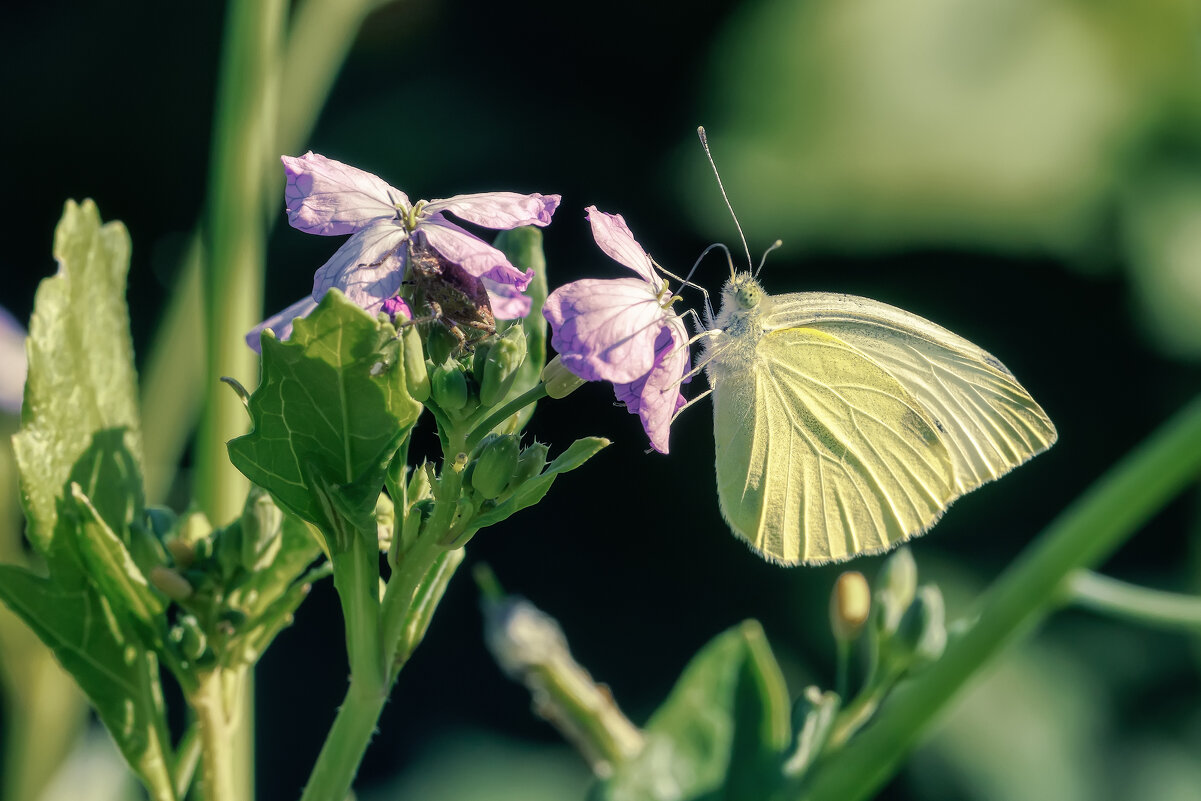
[
  {"left": 712, "top": 326, "right": 959, "bottom": 565},
  {"left": 764, "top": 292, "right": 1057, "bottom": 495}
]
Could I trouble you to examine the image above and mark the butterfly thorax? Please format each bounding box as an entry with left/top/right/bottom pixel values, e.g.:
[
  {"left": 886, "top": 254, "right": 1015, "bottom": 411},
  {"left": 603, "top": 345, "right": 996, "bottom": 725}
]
[{"left": 704, "top": 273, "right": 772, "bottom": 373}]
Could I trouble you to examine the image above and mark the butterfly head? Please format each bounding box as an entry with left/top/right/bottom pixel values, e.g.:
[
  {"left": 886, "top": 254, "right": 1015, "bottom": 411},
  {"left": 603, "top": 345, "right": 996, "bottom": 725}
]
[{"left": 727, "top": 272, "right": 764, "bottom": 311}]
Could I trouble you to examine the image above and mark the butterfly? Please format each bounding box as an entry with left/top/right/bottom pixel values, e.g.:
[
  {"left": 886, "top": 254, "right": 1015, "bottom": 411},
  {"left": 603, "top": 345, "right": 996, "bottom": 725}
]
[{"left": 700, "top": 272, "right": 1056, "bottom": 565}]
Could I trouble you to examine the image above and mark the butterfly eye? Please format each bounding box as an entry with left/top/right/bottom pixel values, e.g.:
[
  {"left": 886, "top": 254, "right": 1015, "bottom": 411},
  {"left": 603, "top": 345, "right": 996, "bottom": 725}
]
[{"left": 736, "top": 283, "right": 761, "bottom": 309}]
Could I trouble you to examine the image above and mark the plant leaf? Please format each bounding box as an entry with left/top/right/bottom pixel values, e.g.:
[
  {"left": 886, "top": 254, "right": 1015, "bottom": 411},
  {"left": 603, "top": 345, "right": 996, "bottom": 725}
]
[
  {"left": 467, "top": 436, "right": 609, "bottom": 532},
  {"left": 492, "top": 226, "right": 548, "bottom": 433},
  {"left": 227, "top": 290, "right": 423, "bottom": 538},
  {"left": 597, "top": 621, "right": 791, "bottom": 801}
]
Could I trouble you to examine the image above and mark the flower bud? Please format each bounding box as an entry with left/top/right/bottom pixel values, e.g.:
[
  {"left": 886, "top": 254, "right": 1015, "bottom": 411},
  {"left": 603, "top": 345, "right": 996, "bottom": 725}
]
[
  {"left": 479, "top": 326, "right": 527, "bottom": 407},
  {"left": 144, "top": 506, "right": 178, "bottom": 540},
  {"left": 170, "top": 615, "right": 208, "bottom": 662},
  {"left": 875, "top": 546, "right": 917, "bottom": 635},
  {"left": 892, "top": 584, "right": 947, "bottom": 669},
  {"left": 829, "top": 571, "right": 871, "bottom": 643},
  {"left": 426, "top": 325, "right": 459, "bottom": 366},
  {"left": 541, "top": 355, "right": 586, "bottom": 399},
  {"left": 375, "top": 492, "right": 395, "bottom": 552},
  {"left": 241, "top": 486, "right": 283, "bottom": 572},
  {"left": 431, "top": 361, "right": 469, "bottom": 411},
  {"left": 511, "top": 441, "right": 549, "bottom": 487},
  {"left": 402, "top": 325, "right": 430, "bottom": 402},
  {"left": 149, "top": 565, "right": 194, "bottom": 602},
  {"left": 179, "top": 508, "right": 213, "bottom": 546},
  {"left": 472, "top": 435, "right": 521, "bottom": 500}
]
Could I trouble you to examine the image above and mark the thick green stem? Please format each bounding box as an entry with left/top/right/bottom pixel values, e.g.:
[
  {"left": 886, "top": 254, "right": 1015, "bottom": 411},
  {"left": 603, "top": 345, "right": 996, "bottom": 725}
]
[
  {"left": 1066, "top": 570, "right": 1201, "bottom": 632},
  {"left": 796, "top": 394, "right": 1201, "bottom": 801},
  {"left": 191, "top": 671, "right": 236, "bottom": 801}
]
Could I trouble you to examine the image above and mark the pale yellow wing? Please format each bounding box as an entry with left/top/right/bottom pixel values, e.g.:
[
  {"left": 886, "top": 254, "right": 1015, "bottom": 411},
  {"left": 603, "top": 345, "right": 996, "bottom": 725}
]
[
  {"left": 712, "top": 326, "right": 957, "bottom": 565},
  {"left": 764, "top": 292, "right": 1057, "bottom": 495}
]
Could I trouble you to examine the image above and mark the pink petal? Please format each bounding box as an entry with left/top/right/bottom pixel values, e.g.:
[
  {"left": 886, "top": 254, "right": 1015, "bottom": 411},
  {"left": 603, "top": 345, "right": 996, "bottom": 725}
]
[
  {"left": 246, "top": 296, "right": 319, "bottom": 352},
  {"left": 311, "top": 220, "right": 408, "bottom": 311},
  {"left": 282, "top": 152, "right": 403, "bottom": 236},
  {"left": 480, "top": 278, "right": 532, "bottom": 319},
  {"left": 543, "top": 277, "right": 670, "bottom": 383},
  {"left": 380, "top": 296, "right": 412, "bottom": 322},
  {"left": 419, "top": 217, "right": 534, "bottom": 289},
  {"left": 425, "top": 192, "right": 561, "bottom": 229},
  {"left": 586, "top": 206, "right": 659, "bottom": 286},
  {"left": 0, "top": 305, "right": 27, "bottom": 413},
  {"left": 613, "top": 320, "right": 691, "bottom": 454}
]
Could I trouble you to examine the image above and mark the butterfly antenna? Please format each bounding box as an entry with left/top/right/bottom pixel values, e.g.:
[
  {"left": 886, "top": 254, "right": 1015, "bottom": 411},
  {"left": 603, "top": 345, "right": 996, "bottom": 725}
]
[
  {"left": 698, "top": 126, "right": 752, "bottom": 277},
  {"left": 754, "top": 239, "right": 783, "bottom": 279}
]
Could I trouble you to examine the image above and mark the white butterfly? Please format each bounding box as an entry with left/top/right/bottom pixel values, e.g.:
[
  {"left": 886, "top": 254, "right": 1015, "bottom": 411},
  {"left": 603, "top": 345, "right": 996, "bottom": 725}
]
[{"left": 699, "top": 272, "right": 1056, "bottom": 565}]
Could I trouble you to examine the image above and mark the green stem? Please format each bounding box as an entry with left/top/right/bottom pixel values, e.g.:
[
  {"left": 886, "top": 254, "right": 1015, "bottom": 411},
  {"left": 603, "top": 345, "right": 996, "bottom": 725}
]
[
  {"left": 379, "top": 532, "right": 445, "bottom": 673},
  {"left": 796, "top": 393, "right": 1201, "bottom": 801},
  {"left": 1065, "top": 570, "right": 1201, "bottom": 632},
  {"left": 465, "top": 383, "right": 548, "bottom": 450},
  {"left": 191, "top": 671, "right": 235, "bottom": 801},
  {"left": 834, "top": 639, "right": 851, "bottom": 701},
  {"left": 172, "top": 722, "right": 202, "bottom": 801},
  {"left": 300, "top": 531, "right": 384, "bottom": 801}
]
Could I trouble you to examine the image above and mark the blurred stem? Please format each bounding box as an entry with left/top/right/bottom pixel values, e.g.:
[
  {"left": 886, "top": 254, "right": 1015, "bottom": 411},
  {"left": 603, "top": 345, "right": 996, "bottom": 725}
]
[
  {"left": 797, "top": 393, "right": 1201, "bottom": 801},
  {"left": 833, "top": 639, "right": 851, "bottom": 700},
  {"left": 1066, "top": 570, "right": 1201, "bottom": 632},
  {"left": 141, "top": 0, "right": 395, "bottom": 505},
  {"left": 172, "top": 722, "right": 202, "bottom": 801},
  {"left": 190, "top": 669, "right": 240, "bottom": 801}
]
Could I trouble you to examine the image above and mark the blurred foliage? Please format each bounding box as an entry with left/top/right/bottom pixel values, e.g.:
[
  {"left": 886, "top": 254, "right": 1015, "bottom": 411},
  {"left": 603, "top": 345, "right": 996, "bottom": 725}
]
[{"left": 687, "top": 0, "right": 1201, "bottom": 356}]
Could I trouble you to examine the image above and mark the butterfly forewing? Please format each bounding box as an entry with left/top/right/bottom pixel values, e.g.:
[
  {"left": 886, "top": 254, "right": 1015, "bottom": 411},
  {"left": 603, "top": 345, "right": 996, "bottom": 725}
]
[
  {"left": 764, "top": 292, "right": 1057, "bottom": 494},
  {"left": 713, "top": 326, "right": 958, "bottom": 565}
]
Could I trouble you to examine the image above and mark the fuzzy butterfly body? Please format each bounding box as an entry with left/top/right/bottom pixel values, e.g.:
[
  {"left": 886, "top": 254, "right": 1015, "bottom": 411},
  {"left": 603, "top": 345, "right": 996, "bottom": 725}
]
[{"left": 703, "top": 272, "right": 1056, "bottom": 565}]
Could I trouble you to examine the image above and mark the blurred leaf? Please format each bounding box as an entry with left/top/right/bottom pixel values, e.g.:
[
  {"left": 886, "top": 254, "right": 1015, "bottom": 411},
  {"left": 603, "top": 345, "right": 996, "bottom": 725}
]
[
  {"left": 492, "top": 226, "right": 548, "bottom": 432},
  {"left": 597, "top": 620, "right": 790, "bottom": 801},
  {"left": 466, "top": 437, "right": 609, "bottom": 533},
  {"left": 227, "top": 290, "right": 422, "bottom": 537},
  {"left": 12, "top": 200, "right": 144, "bottom": 563},
  {"left": 1123, "top": 166, "right": 1201, "bottom": 360}
]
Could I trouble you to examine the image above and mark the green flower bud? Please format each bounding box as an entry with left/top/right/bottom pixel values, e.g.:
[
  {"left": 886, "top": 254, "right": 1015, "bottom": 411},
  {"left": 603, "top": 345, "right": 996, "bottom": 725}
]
[
  {"left": 375, "top": 492, "right": 395, "bottom": 552},
  {"left": 149, "top": 565, "right": 194, "bottom": 602},
  {"left": 426, "top": 325, "right": 459, "bottom": 366},
  {"left": 472, "top": 336, "right": 494, "bottom": 380},
  {"left": 431, "top": 361, "right": 469, "bottom": 411},
  {"left": 479, "top": 326, "right": 527, "bottom": 407},
  {"left": 144, "top": 506, "right": 178, "bottom": 540},
  {"left": 214, "top": 523, "right": 244, "bottom": 581},
  {"left": 829, "top": 571, "right": 871, "bottom": 643},
  {"left": 892, "top": 584, "right": 946, "bottom": 670},
  {"left": 444, "top": 495, "right": 478, "bottom": 547},
  {"left": 241, "top": 486, "right": 283, "bottom": 572},
  {"left": 170, "top": 615, "right": 208, "bottom": 662},
  {"left": 511, "top": 441, "right": 549, "bottom": 486},
  {"left": 179, "top": 508, "right": 214, "bottom": 546},
  {"left": 541, "top": 355, "right": 586, "bottom": 399},
  {"left": 402, "top": 325, "right": 430, "bottom": 402},
  {"left": 472, "top": 435, "right": 521, "bottom": 500},
  {"left": 165, "top": 537, "right": 196, "bottom": 570},
  {"left": 875, "top": 546, "right": 917, "bottom": 635}
]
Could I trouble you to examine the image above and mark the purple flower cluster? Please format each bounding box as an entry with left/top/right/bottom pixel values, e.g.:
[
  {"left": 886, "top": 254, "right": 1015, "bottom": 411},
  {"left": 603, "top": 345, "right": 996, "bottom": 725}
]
[
  {"left": 543, "top": 208, "right": 690, "bottom": 453},
  {"left": 248, "top": 153, "right": 560, "bottom": 350}
]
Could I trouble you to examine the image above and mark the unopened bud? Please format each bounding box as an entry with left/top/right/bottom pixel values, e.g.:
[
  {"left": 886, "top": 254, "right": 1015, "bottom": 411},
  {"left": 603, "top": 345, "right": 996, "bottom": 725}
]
[
  {"left": 401, "top": 325, "right": 430, "bottom": 402},
  {"left": 875, "top": 547, "right": 917, "bottom": 635},
  {"left": 179, "top": 509, "right": 213, "bottom": 546},
  {"left": 431, "top": 361, "right": 469, "bottom": 411},
  {"left": 165, "top": 537, "right": 196, "bottom": 570},
  {"left": 375, "top": 492, "right": 395, "bottom": 552},
  {"left": 144, "top": 506, "right": 177, "bottom": 540},
  {"left": 241, "top": 486, "right": 283, "bottom": 572},
  {"left": 149, "top": 565, "right": 194, "bottom": 602},
  {"left": 829, "top": 571, "right": 871, "bottom": 642},
  {"left": 472, "top": 435, "right": 521, "bottom": 500},
  {"left": 510, "top": 442, "right": 549, "bottom": 487},
  {"left": 541, "top": 355, "right": 586, "bottom": 399},
  {"left": 479, "top": 326, "right": 527, "bottom": 407},
  {"left": 893, "top": 584, "right": 946, "bottom": 669},
  {"left": 170, "top": 615, "right": 207, "bottom": 662},
  {"left": 426, "top": 325, "right": 459, "bottom": 366}
]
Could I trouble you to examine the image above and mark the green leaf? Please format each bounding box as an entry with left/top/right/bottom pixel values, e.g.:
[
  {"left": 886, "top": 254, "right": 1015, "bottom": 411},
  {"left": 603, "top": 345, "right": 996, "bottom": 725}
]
[
  {"left": 12, "top": 200, "right": 144, "bottom": 563},
  {"left": 466, "top": 436, "right": 609, "bottom": 532},
  {"left": 0, "top": 566, "right": 175, "bottom": 800},
  {"left": 492, "top": 227, "right": 548, "bottom": 433},
  {"left": 598, "top": 621, "right": 791, "bottom": 801},
  {"left": 227, "top": 290, "right": 423, "bottom": 542}
]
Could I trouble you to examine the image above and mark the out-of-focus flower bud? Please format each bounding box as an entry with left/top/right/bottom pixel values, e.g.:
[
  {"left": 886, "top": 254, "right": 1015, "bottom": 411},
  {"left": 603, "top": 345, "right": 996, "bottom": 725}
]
[
  {"left": 541, "top": 355, "right": 586, "bottom": 399},
  {"left": 875, "top": 546, "right": 917, "bottom": 635},
  {"left": 170, "top": 615, "right": 208, "bottom": 662},
  {"left": 426, "top": 325, "right": 459, "bottom": 366},
  {"left": 144, "top": 506, "right": 177, "bottom": 541},
  {"left": 431, "top": 361, "right": 469, "bottom": 411},
  {"left": 402, "top": 325, "right": 430, "bottom": 402},
  {"left": 829, "top": 571, "right": 871, "bottom": 643},
  {"left": 375, "top": 492, "right": 395, "bottom": 552},
  {"left": 479, "top": 326, "right": 527, "bottom": 407},
  {"left": 892, "top": 584, "right": 947, "bottom": 670},
  {"left": 149, "top": 565, "right": 194, "bottom": 602},
  {"left": 472, "top": 435, "right": 521, "bottom": 500},
  {"left": 241, "top": 486, "right": 283, "bottom": 572}
]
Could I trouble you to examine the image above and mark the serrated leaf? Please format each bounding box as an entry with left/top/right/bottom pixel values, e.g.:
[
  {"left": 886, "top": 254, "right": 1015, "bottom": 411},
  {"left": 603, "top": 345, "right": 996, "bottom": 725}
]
[
  {"left": 492, "top": 227, "right": 547, "bottom": 433},
  {"left": 598, "top": 621, "right": 790, "bottom": 801},
  {"left": 0, "top": 566, "right": 175, "bottom": 800},
  {"left": 467, "top": 436, "right": 608, "bottom": 532},
  {"left": 227, "top": 290, "right": 423, "bottom": 538},
  {"left": 13, "top": 200, "right": 144, "bottom": 562}
]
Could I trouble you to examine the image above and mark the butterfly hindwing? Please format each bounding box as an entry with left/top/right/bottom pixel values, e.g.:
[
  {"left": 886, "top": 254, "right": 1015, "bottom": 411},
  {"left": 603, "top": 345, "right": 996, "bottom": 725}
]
[{"left": 713, "top": 326, "right": 958, "bottom": 565}]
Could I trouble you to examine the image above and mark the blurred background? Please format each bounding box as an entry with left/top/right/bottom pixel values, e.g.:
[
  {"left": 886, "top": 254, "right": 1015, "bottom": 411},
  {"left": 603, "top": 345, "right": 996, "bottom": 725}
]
[{"left": 2, "top": 1, "right": 1200, "bottom": 799}]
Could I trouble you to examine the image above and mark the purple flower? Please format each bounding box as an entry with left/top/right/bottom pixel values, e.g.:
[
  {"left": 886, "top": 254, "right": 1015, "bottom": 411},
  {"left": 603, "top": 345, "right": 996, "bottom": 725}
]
[
  {"left": 543, "top": 207, "right": 690, "bottom": 453},
  {"left": 0, "top": 305, "right": 27, "bottom": 414},
  {"left": 248, "top": 153, "right": 560, "bottom": 350}
]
